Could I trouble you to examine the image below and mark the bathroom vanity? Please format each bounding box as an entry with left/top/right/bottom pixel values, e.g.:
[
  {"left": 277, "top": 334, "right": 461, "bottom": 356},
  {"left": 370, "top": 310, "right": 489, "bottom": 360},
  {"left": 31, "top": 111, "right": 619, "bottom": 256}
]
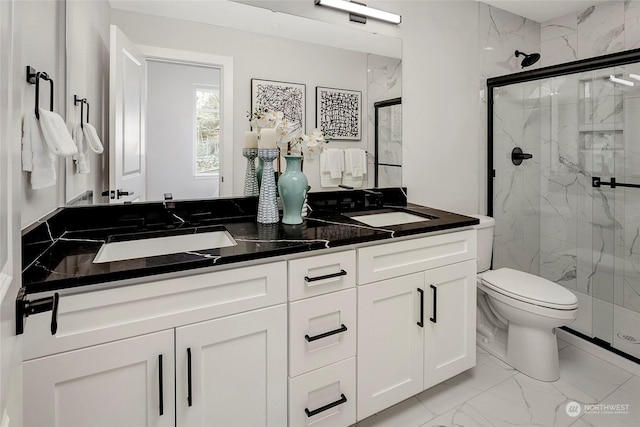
[{"left": 19, "top": 190, "right": 478, "bottom": 427}]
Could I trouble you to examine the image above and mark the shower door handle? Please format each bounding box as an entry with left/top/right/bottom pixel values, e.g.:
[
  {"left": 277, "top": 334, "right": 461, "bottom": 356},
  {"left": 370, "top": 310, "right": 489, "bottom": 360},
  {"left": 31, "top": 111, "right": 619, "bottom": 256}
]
[{"left": 511, "top": 147, "right": 532, "bottom": 165}]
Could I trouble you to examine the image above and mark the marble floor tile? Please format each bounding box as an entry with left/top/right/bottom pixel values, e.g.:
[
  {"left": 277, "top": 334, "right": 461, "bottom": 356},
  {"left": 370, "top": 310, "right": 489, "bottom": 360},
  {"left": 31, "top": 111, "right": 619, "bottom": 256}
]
[
  {"left": 557, "top": 345, "right": 634, "bottom": 402},
  {"left": 357, "top": 397, "right": 435, "bottom": 427},
  {"left": 464, "top": 373, "right": 592, "bottom": 427},
  {"left": 419, "top": 403, "right": 494, "bottom": 427},
  {"left": 578, "top": 376, "right": 640, "bottom": 427},
  {"left": 416, "top": 351, "right": 516, "bottom": 416}
]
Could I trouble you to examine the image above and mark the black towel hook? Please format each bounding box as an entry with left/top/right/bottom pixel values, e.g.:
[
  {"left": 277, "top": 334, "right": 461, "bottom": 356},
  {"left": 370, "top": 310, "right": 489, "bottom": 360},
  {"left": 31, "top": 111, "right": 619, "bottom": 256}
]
[
  {"left": 26, "top": 66, "right": 54, "bottom": 120},
  {"left": 73, "top": 95, "right": 90, "bottom": 129}
]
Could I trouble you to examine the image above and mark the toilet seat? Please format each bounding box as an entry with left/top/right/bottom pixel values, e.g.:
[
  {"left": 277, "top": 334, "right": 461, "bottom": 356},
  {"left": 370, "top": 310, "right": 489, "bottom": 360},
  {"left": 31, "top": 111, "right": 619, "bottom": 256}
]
[{"left": 480, "top": 268, "right": 578, "bottom": 311}]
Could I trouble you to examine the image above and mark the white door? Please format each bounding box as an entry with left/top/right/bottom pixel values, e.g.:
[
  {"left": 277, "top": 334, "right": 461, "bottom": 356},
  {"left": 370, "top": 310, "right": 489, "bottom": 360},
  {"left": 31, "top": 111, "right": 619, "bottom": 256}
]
[
  {"left": 23, "top": 330, "right": 175, "bottom": 427},
  {"left": 176, "top": 305, "right": 287, "bottom": 427},
  {"left": 109, "top": 25, "right": 146, "bottom": 203},
  {"left": 357, "top": 273, "right": 424, "bottom": 421},
  {"left": 423, "top": 260, "right": 477, "bottom": 389}
]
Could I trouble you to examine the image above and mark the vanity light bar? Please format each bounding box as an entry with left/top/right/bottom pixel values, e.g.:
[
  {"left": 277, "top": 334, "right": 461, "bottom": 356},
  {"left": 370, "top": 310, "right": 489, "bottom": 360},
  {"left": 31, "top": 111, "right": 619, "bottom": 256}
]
[
  {"left": 314, "top": 0, "right": 402, "bottom": 24},
  {"left": 629, "top": 73, "right": 640, "bottom": 81},
  {"left": 609, "top": 75, "right": 634, "bottom": 86}
]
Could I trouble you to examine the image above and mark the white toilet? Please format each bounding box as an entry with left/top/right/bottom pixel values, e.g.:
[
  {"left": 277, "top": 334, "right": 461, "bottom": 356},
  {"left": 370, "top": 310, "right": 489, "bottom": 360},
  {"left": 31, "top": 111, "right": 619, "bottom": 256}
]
[{"left": 471, "top": 215, "right": 578, "bottom": 382}]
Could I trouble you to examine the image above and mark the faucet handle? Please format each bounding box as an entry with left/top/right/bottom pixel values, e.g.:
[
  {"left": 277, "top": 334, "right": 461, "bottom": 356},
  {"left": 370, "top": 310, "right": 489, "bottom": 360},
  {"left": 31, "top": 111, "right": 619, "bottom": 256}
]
[{"left": 164, "top": 193, "right": 173, "bottom": 201}]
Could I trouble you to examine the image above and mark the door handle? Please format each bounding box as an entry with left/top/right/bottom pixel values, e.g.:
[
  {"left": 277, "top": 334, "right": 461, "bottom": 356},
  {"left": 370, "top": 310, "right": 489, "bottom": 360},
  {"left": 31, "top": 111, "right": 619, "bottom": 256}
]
[
  {"left": 417, "top": 288, "right": 424, "bottom": 327},
  {"left": 117, "top": 189, "right": 133, "bottom": 198},
  {"left": 158, "top": 354, "right": 164, "bottom": 416},
  {"left": 430, "top": 284, "right": 437, "bottom": 323},
  {"left": 187, "top": 347, "right": 193, "bottom": 407}
]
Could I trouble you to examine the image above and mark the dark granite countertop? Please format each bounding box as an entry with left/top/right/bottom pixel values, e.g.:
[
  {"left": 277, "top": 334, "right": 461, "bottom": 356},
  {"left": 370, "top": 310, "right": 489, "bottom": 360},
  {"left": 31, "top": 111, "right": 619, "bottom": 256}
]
[{"left": 21, "top": 190, "right": 478, "bottom": 294}]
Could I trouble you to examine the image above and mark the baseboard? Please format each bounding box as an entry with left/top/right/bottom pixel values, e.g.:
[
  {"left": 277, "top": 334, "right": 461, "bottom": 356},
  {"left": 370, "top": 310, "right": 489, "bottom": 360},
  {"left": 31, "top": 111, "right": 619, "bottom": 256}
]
[{"left": 557, "top": 328, "right": 640, "bottom": 377}]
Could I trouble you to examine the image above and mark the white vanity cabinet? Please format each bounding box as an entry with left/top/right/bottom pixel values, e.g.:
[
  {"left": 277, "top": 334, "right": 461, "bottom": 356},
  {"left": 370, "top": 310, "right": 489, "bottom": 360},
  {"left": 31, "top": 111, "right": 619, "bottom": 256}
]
[
  {"left": 356, "top": 230, "right": 477, "bottom": 421},
  {"left": 24, "top": 330, "right": 176, "bottom": 427},
  {"left": 287, "top": 250, "right": 357, "bottom": 427},
  {"left": 22, "top": 262, "right": 288, "bottom": 427}
]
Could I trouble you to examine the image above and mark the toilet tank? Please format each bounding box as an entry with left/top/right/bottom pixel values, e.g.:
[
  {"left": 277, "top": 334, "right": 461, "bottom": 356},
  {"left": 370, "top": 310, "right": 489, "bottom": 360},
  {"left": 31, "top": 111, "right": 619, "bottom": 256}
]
[{"left": 467, "top": 214, "right": 495, "bottom": 273}]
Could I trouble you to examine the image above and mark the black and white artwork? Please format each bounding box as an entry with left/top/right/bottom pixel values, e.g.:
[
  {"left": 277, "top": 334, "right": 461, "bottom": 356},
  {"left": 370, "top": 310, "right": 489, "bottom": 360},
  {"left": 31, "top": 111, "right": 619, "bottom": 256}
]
[
  {"left": 251, "top": 79, "right": 306, "bottom": 134},
  {"left": 316, "top": 86, "right": 361, "bottom": 140}
]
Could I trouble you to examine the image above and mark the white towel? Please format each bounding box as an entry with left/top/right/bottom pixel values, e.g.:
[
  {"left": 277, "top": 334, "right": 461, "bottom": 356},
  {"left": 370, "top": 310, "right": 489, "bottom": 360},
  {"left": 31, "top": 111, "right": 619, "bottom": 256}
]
[
  {"left": 344, "top": 148, "right": 366, "bottom": 178},
  {"left": 320, "top": 148, "right": 344, "bottom": 187},
  {"left": 83, "top": 123, "right": 104, "bottom": 154},
  {"left": 72, "top": 125, "right": 90, "bottom": 174},
  {"left": 342, "top": 148, "right": 367, "bottom": 188},
  {"left": 22, "top": 112, "right": 57, "bottom": 189},
  {"left": 38, "top": 108, "right": 77, "bottom": 157}
]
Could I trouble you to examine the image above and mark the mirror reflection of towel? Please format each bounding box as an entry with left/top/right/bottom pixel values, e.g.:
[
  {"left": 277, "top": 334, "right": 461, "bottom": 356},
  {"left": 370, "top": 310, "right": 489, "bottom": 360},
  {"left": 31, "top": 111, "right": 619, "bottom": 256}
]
[
  {"left": 342, "top": 148, "right": 367, "bottom": 188},
  {"left": 83, "top": 123, "right": 104, "bottom": 154},
  {"left": 320, "top": 148, "right": 344, "bottom": 187},
  {"left": 72, "top": 125, "right": 90, "bottom": 174}
]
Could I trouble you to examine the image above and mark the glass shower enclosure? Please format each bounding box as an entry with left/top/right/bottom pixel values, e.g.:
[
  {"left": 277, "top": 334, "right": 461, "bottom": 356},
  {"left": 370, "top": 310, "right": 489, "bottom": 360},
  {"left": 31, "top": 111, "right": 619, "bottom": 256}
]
[{"left": 488, "top": 49, "right": 640, "bottom": 363}]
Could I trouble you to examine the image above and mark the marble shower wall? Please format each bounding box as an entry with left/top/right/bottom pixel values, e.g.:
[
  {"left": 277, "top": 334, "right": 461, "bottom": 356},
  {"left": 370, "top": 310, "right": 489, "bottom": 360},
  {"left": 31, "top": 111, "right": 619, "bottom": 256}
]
[
  {"left": 367, "top": 54, "right": 402, "bottom": 188},
  {"left": 478, "top": 2, "right": 541, "bottom": 270},
  {"left": 539, "top": 2, "right": 640, "bottom": 320}
]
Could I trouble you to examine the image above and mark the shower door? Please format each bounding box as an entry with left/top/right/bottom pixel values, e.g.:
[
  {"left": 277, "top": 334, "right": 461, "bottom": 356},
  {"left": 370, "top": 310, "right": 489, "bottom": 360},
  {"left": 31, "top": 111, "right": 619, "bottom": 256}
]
[{"left": 490, "top": 57, "right": 640, "bottom": 362}]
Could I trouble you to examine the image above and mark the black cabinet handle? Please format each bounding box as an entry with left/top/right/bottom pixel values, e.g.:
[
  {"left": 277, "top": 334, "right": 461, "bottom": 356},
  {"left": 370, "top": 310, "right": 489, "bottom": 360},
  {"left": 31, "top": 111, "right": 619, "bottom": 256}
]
[
  {"left": 50, "top": 292, "right": 59, "bottom": 335},
  {"left": 430, "top": 285, "right": 437, "bottom": 324},
  {"left": 158, "top": 354, "right": 164, "bottom": 416},
  {"left": 304, "top": 269, "right": 347, "bottom": 282},
  {"left": 187, "top": 347, "right": 193, "bottom": 407},
  {"left": 305, "top": 393, "right": 347, "bottom": 417},
  {"left": 305, "top": 324, "right": 347, "bottom": 342},
  {"left": 417, "top": 288, "right": 424, "bottom": 327}
]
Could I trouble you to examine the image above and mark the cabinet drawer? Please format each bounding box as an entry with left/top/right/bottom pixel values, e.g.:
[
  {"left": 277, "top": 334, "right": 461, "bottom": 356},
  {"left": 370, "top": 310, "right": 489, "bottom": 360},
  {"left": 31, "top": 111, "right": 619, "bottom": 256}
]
[
  {"left": 289, "top": 250, "right": 355, "bottom": 300},
  {"left": 24, "top": 261, "right": 287, "bottom": 360},
  {"left": 289, "top": 357, "right": 356, "bottom": 427},
  {"left": 357, "top": 230, "right": 476, "bottom": 284},
  {"left": 289, "top": 289, "right": 356, "bottom": 377}
]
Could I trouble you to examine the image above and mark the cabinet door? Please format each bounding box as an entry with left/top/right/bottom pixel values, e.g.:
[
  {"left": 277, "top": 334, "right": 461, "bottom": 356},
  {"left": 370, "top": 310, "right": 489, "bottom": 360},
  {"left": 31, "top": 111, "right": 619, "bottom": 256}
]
[
  {"left": 23, "top": 330, "right": 175, "bottom": 427},
  {"left": 423, "top": 260, "right": 477, "bottom": 389},
  {"left": 176, "top": 304, "right": 287, "bottom": 427},
  {"left": 357, "top": 273, "right": 424, "bottom": 421}
]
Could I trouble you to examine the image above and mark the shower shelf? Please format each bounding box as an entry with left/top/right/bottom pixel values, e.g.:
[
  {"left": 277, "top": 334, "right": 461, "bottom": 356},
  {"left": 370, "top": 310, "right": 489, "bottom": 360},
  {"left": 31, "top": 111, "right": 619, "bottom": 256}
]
[{"left": 578, "top": 124, "right": 624, "bottom": 132}]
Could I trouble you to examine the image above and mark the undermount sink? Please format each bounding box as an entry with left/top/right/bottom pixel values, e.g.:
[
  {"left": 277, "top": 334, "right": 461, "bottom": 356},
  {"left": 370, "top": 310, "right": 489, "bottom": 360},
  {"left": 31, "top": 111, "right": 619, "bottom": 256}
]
[
  {"left": 347, "top": 209, "right": 433, "bottom": 227},
  {"left": 93, "top": 227, "right": 237, "bottom": 263}
]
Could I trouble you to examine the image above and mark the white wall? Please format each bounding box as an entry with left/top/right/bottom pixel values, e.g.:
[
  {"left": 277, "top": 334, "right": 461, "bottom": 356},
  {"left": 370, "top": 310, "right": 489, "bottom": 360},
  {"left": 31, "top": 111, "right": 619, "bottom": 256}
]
[
  {"left": 398, "top": 1, "right": 480, "bottom": 213},
  {"left": 65, "top": 0, "right": 111, "bottom": 205},
  {"left": 19, "top": 0, "right": 65, "bottom": 228},
  {"left": 1, "top": 0, "right": 24, "bottom": 424},
  {"left": 111, "top": 9, "right": 370, "bottom": 196},
  {"left": 146, "top": 60, "right": 220, "bottom": 200}
]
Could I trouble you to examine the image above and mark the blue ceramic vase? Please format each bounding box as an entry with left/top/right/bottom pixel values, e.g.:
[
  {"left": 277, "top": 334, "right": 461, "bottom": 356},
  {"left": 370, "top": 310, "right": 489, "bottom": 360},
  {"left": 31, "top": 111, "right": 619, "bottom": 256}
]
[{"left": 278, "top": 155, "right": 308, "bottom": 225}]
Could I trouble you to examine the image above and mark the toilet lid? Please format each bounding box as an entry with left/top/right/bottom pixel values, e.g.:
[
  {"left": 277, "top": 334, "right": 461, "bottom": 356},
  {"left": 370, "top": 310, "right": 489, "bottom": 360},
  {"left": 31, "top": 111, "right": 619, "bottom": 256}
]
[{"left": 481, "top": 268, "right": 578, "bottom": 308}]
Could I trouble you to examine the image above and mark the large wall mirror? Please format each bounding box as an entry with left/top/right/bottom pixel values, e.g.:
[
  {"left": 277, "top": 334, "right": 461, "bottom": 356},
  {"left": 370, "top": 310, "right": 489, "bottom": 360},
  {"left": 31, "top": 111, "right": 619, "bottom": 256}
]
[{"left": 64, "top": 0, "right": 402, "bottom": 205}]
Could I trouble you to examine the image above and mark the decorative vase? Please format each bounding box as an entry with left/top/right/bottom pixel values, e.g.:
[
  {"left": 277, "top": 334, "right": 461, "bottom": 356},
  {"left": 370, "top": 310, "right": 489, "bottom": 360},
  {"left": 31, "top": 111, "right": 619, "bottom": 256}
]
[
  {"left": 242, "top": 148, "right": 259, "bottom": 196},
  {"left": 256, "top": 148, "right": 279, "bottom": 224},
  {"left": 256, "top": 157, "right": 264, "bottom": 189},
  {"left": 278, "top": 155, "right": 308, "bottom": 225}
]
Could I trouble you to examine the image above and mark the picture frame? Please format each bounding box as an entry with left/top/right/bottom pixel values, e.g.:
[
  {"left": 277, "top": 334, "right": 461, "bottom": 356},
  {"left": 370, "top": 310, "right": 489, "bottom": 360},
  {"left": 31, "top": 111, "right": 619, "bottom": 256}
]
[
  {"left": 251, "top": 79, "right": 306, "bottom": 134},
  {"left": 316, "top": 86, "right": 362, "bottom": 140}
]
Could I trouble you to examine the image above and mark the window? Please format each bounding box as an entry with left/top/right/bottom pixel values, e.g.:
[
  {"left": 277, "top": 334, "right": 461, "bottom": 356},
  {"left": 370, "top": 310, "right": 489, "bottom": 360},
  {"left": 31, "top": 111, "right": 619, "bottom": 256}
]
[{"left": 195, "top": 86, "right": 220, "bottom": 175}]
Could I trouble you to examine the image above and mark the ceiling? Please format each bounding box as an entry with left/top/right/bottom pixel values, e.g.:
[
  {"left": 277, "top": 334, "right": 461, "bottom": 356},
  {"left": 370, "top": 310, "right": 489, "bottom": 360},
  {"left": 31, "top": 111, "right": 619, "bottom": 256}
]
[{"left": 481, "top": 0, "right": 611, "bottom": 23}]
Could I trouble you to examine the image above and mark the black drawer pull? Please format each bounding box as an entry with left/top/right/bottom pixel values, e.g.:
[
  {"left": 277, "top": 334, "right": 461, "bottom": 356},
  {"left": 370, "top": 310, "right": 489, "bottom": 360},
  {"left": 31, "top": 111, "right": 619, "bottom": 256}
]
[
  {"left": 158, "top": 354, "right": 164, "bottom": 416},
  {"left": 305, "top": 393, "right": 347, "bottom": 417},
  {"left": 187, "top": 347, "right": 193, "bottom": 407},
  {"left": 417, "top": 288, "right": 424, "bottom": 327},
  {"left": 305, "top": 324, "right": 347, "bottom": 342},
  {"left": 304, "top": 269, "right": 347, "bottom": 283},
  {"left": 430, "top": 284, "right": 437, "bottom": 324}
]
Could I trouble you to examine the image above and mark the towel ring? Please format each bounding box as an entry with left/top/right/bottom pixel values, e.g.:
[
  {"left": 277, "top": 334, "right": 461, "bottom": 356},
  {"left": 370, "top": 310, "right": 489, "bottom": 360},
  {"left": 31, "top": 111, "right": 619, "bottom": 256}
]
[
  {"left": 26, "top": 66, "right": 54, "bottom": 120},
  {"left": 73, "top": 95, "right": 90, "bottom": 129}
]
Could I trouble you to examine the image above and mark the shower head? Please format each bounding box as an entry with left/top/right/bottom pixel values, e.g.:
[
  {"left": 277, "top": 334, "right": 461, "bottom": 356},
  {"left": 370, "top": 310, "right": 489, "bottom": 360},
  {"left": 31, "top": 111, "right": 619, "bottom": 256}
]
[{"left": 515, "top": 50, "right": 541, "bottom": 68}]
